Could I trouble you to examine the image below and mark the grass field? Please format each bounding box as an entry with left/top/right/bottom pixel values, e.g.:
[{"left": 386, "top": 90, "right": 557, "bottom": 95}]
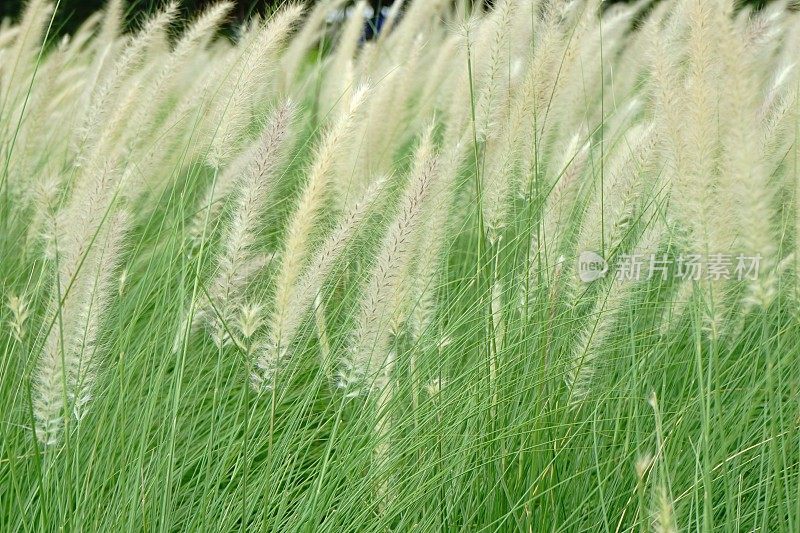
[{"left": 1, "top": 0, "right": 799, "bottom": 530}]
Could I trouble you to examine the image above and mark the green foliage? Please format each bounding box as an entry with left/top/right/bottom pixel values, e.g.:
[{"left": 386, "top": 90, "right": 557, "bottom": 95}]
[{"left": 1, "top": 0, "right": 799, "bottom": 531}]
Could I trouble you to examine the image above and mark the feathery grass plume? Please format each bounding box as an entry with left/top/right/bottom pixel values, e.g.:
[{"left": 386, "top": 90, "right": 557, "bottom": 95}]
[
  {"left": 409, "top": 141, "right": 466, "bottom": 342},
  {"left": 612, "top": 12, "right": 662, "bottom": 104},
  {"left": 12, "top": 47, "right": 95, "bottom": 187},
  {"left": 33, "top": 155, "right": 123, "bottom": 446},
  {"left": 680, "top": 0, "right": 727, "bottom": 252},
  {"left": 280, "top": 0, "right": 348, "bottom": 92},
  {"left": 257, "top": 175, "right": 388, "bottom": 388},
  {"left": 538, "top": 131, "right": 590, "bottom": 268},
  {"left": 658, "top": 278, "right": 695, "bottom": 337},
  {"left": 441, "top": 20, "right": 481, "bottom": 149},
  {"left": 645, "top": 10, "right": 697, "bottom": 335},
  {"left": 6, "top": 0, "right": 800, "bottom": 526},
  {"left": 32, "top": 331, "right": 65, "bottom": 446},
  {"left": 761, "top": 88, "right": 798, "bottom": 176},
  {"left": 473, "top": 50, "right": 529, "bottom": 198},
  {"left": 163, "top": 3, "right": 234, "bottom": 86},
  {"left": 64, "top": 13, "right": 103, "bottom": 54},
  {"left": 662, "top": 0, "right": 734, "bottom": 338},
  {"left": 1, "top": 1, "right": 57, "bottom": 195},
  {"left": 34, "top": 209, "right": 125, "bottom": 445},
  {"left": 477, "top": 3, "right": 527, "bottom": 244},
  {"left": 341, "top": 71, "right": 396, "bottom": 190},
  {"left": 402, "top": 139, "right": 464, "bottom": 409},
  {"left": 526, "top": 1, "right": 588, "bottom": 124},
  {"left": 68, "top": 210, "right": 129, "bottom": 423},
  {"left": 635, "top": 452, "right": 654, "bottom": 482},
  {"left": 206, "top": 4, "right": 305, "bottom": 169},
  {"left": 7, "top": 294, "right": 30, "bottom": 343},
  {"left": 76, "top": 11, "right": 112, "bottom": 98},
  {"left": 653, "top": 485, "right": 678, "bottom": 533},
  {"left": 198, "top": 101, "right": 297, "bottom": 346},
  {"left": 761, "top": 61, "right": 796, "bottom": 123},
  {"left": 489, "top": 273, "right": 505, "bottom": 384},
  {"left": 561, "top": 0, "right": 633, "bottom": 131},
  {"left": 576, "top": 123, "right": 658, "bottom": 261},
  {"left": 24, "top": 175, "right": 60, "bottom": 254},
  {"left": 75, "top": 2, "right": 179, "bottom": 163},
  {"left": 384, "top": 0, "right": 448, "bottom": 56},
  {"left": 320, "top": 1, "right": 368, "bottom": 116},
  {"left": 92, "top": 67, "right": 156, "bottom": 157},
  {"left": 376, "top": 0, "right": 406, "bottom": 40},
  {"left": 348, "top": 109, "right": 440, "bottom": 512},
  {"left": 122, "top": 67, "right": 223, "bottom": 202},
  {"left": 516, "top": 0, "right": 583, "bottom": 174},
  {"left": 716, "top": 4, "right": 779, "bottom": 311},
  {"left": 0, "top": 0, "right": 52, "bottom": 98},
  {"left": 364, "top": 131, "right": 443, "bottom": 512},
  {"left": 253, "top": 175, "right": 387, "bottom": 392},
  {"left": 338, "top": 127, "right": 439, "bottom": 396},
  {"left": 566, "top": 222, "right": 664, "bottom": 408},
  {"left": 351, "top": 36, "right": 377, "bottom": 78},
  {"left": 251, "top": 85, "right": 369, "bottom": 389},
  {"left": 742, "top": 0, "right": 785, "bottom": 52},
  {"left": 646, "top": 392, "right": 678, "bottom": 533},
  {"left": 535, "top": 1, "right": 603, "bottom": 147},
  {"left": 473, "top": 0, "right": 515, "bottom": 142},
  {"left": 122, "top": 2, "right": 234, "bottom": 165},
  {"left": 0, "top": 25, "right": 20, "bottom": 50},
  {"left": 314, "top": 293, "right": 332, "bottom": 377},
  {"left": 348, "top": 37, "right": 425, "bottom": 195},
  {"left": 237, "top": 303, "right": 265, "bottom": 342},
  {"left": 598, "top": 96, "right": 643, "bottom": 163},
  {"left": 187, "top": 143, "right": 262, "bottom": 250},
  {"left": 444, "top": 4, "right": 519, "bottom": 143},
  {"left": 54, "top": 161, "right": 121, "bottom": 290},
  {"left": 95, "top": 0, "right": 124, "bottom": 54},
  {"left": 418, "top": 33, "right": 461, "bottom": 124}
]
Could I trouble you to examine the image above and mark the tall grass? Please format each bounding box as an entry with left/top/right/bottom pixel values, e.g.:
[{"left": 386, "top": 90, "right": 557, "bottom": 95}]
[{"left": 1, "top": 0, "right": 799, "bottom": 530}]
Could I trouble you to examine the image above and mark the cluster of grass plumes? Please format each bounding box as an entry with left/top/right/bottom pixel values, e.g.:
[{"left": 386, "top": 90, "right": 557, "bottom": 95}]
[{"left": 2, "top": 0, "right": 800, "bottom": 530}]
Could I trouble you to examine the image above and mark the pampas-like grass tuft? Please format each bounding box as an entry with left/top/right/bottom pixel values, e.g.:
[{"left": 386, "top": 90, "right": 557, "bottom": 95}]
[{"left": 3, "top": 0, "right": 800, "bottom": 528}]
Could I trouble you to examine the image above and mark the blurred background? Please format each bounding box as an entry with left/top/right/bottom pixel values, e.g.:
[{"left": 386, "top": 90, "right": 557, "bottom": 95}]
[{"left": 0, "top": 0, "right": 781, "bottom": 40}]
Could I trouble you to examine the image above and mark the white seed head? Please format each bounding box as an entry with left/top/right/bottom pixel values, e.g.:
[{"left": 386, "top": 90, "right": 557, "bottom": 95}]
[
  {"left": 7, "top": 294, "right": 30, "bottom": 342},
  {"left": 424, "top": 378, "right": 447, "bottom": 398},
  {"left": 237, "top": 303, "right": 264, "bottom": 340},
  {"left": 635, "top": 453, "right": 653, "bottom": 480}
]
